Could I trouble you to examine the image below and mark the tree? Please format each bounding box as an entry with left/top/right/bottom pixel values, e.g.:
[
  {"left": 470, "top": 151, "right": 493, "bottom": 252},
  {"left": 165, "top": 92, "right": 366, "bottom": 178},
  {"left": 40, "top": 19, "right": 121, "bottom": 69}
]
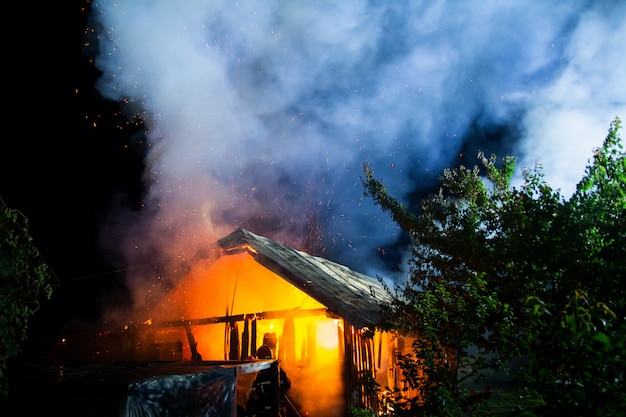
[
  {"left": 523, "top": 118, "right": 626, "bottom": 416},
  {"left": 363, "top": 118, "right": 626, "bottom": 416},
  {"left": 0, "top": 203, "right": 54, "bottom": 399}
]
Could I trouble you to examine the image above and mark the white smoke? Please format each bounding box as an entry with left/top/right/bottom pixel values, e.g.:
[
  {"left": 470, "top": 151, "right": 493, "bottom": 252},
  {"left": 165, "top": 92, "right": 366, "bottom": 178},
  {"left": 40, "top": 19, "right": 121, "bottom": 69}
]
[
  {"left": 89, "top": 0, "right": 626, "bottom": 283},
  {"left": 517, "top": 3, "right": 626, "bottom": 196}
]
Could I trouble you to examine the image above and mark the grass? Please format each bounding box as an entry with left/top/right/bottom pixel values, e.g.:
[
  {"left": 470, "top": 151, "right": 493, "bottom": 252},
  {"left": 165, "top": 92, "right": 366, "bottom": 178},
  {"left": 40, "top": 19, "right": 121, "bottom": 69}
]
[
  {"left": 349, "top": 383, "right": 547, "bottom": 417},
  {"left": 483, "top": 387, "right": 545, "bottom": 417}
]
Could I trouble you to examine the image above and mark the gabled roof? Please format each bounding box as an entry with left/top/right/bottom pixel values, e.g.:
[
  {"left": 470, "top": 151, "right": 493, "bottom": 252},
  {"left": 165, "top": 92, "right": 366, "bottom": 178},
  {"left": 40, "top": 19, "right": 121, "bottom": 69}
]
[{"left": 214, "top": 228, "right": 391, "bottom": 329}]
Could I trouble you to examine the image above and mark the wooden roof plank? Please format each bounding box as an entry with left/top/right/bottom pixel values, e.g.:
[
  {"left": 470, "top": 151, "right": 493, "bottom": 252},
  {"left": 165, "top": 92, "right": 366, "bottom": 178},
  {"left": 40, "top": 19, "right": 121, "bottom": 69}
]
[{"left": 216, "top": 228, "right": 390, "bottom": 329}]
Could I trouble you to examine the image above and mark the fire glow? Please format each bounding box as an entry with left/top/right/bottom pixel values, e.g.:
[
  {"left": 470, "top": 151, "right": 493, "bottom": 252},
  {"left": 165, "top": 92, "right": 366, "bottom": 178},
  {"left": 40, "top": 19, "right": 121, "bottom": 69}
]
[{"left": 144, "top": 251, "right": 349, "bottom": 415}]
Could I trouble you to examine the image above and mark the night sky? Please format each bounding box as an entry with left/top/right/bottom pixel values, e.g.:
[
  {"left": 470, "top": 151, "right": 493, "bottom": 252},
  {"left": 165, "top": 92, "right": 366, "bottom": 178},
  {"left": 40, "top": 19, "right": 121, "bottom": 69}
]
[
  {"left": 2, "top": 2, "right": 145, "bottom": 336},
  {"left": 3, "top": 1, "right": 626, "bottom": 342}
]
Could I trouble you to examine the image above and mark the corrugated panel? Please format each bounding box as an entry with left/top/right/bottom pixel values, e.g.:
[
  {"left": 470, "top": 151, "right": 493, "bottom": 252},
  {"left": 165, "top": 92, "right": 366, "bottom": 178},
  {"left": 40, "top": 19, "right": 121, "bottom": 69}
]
[{"left": 217, "top": 228, "right": 391, "bottom": 329}]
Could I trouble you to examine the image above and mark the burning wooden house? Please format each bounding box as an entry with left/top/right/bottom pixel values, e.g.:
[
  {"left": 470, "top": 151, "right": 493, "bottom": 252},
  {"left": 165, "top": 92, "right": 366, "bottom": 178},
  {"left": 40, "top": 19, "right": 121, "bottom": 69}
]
[
  {"left": 26, "top": 228, "right": 412, "bottom": 417},
  {"left": 144, "top": 227, "right": 398, "bottom": 416}
]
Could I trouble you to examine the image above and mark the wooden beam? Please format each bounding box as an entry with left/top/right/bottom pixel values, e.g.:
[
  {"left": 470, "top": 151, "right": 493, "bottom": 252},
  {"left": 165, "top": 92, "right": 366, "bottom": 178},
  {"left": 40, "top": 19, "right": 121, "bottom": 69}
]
[{"left": 155, "top": 307, "right": 330, "bottom": 328}]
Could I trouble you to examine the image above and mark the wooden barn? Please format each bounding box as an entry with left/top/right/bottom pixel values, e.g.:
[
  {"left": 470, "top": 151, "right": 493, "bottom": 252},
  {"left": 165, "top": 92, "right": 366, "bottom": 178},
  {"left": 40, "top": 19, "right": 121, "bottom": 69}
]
[
  {"left": 22, "top": 228, "right": 415, "bottom": 417},
  {"left": 144, "top": 227, "right": 399, "bottom": 416}
]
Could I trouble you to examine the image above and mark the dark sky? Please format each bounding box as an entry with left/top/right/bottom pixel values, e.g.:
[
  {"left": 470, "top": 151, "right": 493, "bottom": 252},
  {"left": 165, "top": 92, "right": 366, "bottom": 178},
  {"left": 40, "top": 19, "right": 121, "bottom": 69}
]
[{"left": 2, "top": 2, "right": 145, "bottom": 337}]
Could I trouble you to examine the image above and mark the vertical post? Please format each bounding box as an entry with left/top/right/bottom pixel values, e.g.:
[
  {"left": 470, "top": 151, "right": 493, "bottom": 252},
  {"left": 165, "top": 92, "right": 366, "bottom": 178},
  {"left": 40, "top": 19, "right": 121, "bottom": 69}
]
[
  {"left": 230, "top": 321, "right": 240, "bottom": 360},
  {"left": 241, "top": 317, "right": 250, "bottom": 359},
  {"left": 251, "top": 317, "right": 258, "bottom": 357},
  {"left": 282, "top": 316, "right": 296, "bottom": 366}
]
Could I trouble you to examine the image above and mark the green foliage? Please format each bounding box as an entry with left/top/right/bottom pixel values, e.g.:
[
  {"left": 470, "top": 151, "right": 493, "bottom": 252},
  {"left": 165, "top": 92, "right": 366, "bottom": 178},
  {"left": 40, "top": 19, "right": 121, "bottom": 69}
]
[
  {"left": 363, "top": 118, "right": 626, "bottom": 416},
  {"left": 0, "top": 205, "right": 53, "bottom": 399},
  {"left": 525, "top": 290, "right": 626, "bottom": 416},
  {"left": 348, "top": 406, "right": 378, "bottom": 417}
]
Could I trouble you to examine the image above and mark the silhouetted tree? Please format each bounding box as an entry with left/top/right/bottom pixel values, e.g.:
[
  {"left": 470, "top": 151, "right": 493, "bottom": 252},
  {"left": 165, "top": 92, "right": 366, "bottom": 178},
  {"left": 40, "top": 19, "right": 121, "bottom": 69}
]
[{"left": 0, "top": 203, "right": 53, "bottom": 399}]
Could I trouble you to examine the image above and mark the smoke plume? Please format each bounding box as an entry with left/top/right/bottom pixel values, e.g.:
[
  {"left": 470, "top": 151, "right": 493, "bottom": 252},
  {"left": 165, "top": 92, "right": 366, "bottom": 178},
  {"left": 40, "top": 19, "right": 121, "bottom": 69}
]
[{"left": 89, "top": 1, "right": 626, "bottom": 294}]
